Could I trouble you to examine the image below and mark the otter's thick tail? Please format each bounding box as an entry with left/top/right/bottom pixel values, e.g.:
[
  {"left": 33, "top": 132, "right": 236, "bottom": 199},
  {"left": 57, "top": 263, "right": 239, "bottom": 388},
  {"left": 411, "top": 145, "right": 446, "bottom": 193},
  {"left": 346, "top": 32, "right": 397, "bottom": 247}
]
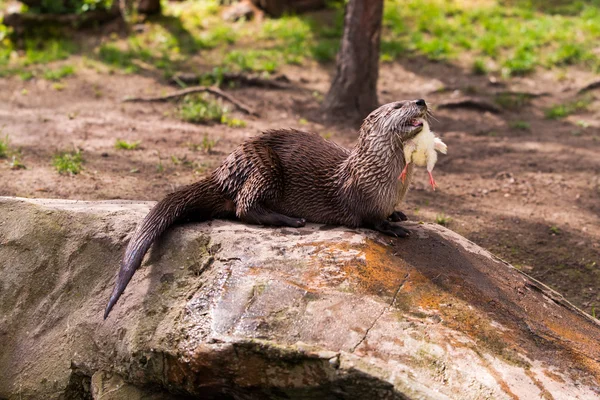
[{"left": 104, "top": 178, "right": 228, "bottom": 319}]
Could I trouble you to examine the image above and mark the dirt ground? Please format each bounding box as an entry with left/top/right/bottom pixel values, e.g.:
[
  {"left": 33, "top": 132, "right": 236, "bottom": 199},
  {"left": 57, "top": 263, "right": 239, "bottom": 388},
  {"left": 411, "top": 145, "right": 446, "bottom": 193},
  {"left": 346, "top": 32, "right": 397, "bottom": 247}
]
[{"left": 1, "top": 30, "right": 599, "bottom": 317}]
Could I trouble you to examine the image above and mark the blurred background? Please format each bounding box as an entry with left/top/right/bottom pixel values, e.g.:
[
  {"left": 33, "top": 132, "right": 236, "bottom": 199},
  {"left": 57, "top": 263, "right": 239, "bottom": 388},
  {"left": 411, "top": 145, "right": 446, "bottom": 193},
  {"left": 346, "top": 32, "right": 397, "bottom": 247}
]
[{"left": 0, "top": 0, "right": 598, "bottom": 317}]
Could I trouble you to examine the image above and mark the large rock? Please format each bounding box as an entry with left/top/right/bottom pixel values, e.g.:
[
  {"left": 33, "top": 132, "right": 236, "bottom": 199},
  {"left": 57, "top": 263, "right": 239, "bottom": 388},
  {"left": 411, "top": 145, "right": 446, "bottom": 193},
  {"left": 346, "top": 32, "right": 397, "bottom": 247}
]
[{"left": 0, "top": 197, "right": 599, "bottom": 399}]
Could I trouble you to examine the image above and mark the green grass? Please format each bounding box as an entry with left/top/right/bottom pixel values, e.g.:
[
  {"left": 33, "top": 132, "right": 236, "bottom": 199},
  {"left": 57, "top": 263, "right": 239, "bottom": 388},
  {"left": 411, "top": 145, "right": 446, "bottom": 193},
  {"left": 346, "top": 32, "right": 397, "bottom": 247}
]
[
  {"left": 0, "top": 135, "right": 9, "bottom": 158},
  {"left": 43, "top": 65, "right": 75, "bottom": 81},
  {"left": 383, "top": 0, "right": 600, "bottom": 75},
  {"left": 0, "top": 134, "right": 25, "bottom": 168},
  {"left": 23, "top": 38, "right": 77, "bottom": 66},
  {"left": 0, "top": 33, "right": 78, "bottom": 78},
  {"left": 494, "top": 93, "right": 531, "bottom": 110},
  {"left": 98, "top": 44, "right": 140, "bottom": 74},
  {"left": 510, "top": 121, "right": 531, "bottom": 130},
  {"left": 310, "top": 40, "right": 339, "bottom": 63},
  {"left": 9, "top": 154, "right": 26, "bottom": 170},
  {"left": 545, "top": 97, "right": 591, "bottom": 119},
  {"left": 472, "top": 58, "right": 488, "bottom": 75},
  {"left": 222, "top": 50, "right": 280, "bottom": 73},
  {"left": 52, "top": 82, "right": 66, "bottom": 91},
  {"left": 187, "top": 136, "right": 218, "bottom": 154},
  {"left": 4, "top": 0, "right": 600, "bottom": 89},
  {"left": 201, "top": 135, "right": 216, "bottom": 153},
  {"left": 221, "top": 116, "right": 246, "bottom": 128},
  {"left": 115, "top": 139, "right": 141, "bottom": 150},
  {"left": 549, "top": 225, "right": 560, "bottom": 235},
  {"left": 53, "top": 150, "right": 83, "bottom": 175},
  {"left": 178, "top": 95, "right": 225, "bottom": 124},
  {"left": 435, "top": 213, "right": 452, "bottom": 226}
]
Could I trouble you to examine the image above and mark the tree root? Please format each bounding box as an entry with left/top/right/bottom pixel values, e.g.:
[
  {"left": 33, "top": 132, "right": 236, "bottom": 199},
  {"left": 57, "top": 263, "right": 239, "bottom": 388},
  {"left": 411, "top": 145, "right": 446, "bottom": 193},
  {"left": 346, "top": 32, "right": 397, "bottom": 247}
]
[
  {"left": 437, "top": 97, "right": 502, "bottom": 114},
  {"left": 578, "top": 79, "right": 600, "bottom": 94},
  {"left": 123, "top": 86, "right": 258, "bottom": 116}
]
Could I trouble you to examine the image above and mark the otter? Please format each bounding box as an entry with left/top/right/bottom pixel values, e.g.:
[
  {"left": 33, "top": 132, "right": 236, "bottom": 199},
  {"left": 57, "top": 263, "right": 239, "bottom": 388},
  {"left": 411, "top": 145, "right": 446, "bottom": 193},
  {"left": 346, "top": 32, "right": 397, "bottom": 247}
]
[{"left": 104, "top": 99, "right": 429, "bottom": 319}]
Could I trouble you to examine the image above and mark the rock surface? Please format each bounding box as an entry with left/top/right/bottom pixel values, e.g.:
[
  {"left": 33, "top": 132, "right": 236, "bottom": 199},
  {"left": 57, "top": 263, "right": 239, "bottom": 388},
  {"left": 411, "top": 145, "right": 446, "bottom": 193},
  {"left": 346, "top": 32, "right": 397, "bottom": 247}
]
[{"left": 0, "top": 197, "right": 599, "bottom": 399}]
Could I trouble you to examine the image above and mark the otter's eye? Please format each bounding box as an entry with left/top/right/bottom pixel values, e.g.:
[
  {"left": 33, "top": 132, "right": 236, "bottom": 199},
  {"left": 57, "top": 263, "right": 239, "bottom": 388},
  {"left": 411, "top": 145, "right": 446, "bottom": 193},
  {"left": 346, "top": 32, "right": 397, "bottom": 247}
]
[{"left": 393, "top": 102, "right": 403, "bottom": 109}]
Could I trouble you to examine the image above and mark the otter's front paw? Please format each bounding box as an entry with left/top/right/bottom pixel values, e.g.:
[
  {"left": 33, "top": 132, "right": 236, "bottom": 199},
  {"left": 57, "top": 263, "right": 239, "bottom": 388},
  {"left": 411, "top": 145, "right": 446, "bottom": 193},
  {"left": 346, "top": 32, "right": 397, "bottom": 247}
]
[
  {"left": 388, "top": 211, "right": 408, "bottom": 222},
  {"left": 373, "top": 220, "right": 410, "bottom": 238}
]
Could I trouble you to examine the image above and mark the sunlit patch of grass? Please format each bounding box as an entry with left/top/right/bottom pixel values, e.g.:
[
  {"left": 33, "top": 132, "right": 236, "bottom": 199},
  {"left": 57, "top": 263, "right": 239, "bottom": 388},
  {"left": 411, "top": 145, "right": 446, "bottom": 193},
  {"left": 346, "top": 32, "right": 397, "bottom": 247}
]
[
  {"left": 472, "top": 58, "right": 487, "bottom": 75},
  {"left": 188, "top": 135, "right": 218, "bottom": 154},
  {"left": 222, "top": 116, "right": 246, "bottom": 128},
  {"left": 383, "top": 0, "right": 600, "bottom": 74},
  {"left": 9, "top": 153, "right": 26, "bottom": 170},
  {"left": 546, "top": 42, "right": 590, "bottom": 66},
  {"left": 510, "top": 121, "right": 531, "bottom": 130},
  {"left": 18, "top": 70, "right": 35, "bottom": 80},
  {"left": 223, "top": 49, "right": 279, "bottom": 73},
  {"left": 52, "top": 82, "right": 66, "bottom": 91},
  {"left": 53, "top": 150, "right": 83, "bottom": 175},
  {"left": 502, "top": 46, "right": 537, "bottom": 77},
  {"left": 98, "top": 43, "right": 139, "bottom": 73},
  {"left": 115, "top": 139, "right": 141, "bottom": 150},
  {"left": 98, "top": 34, "right": 177, "bottom": 76},
  {"left": 545, "top": 97, "right": 592, "bottom": 119},
  {"left": 201, "top": 135, "right": 216, "bottom": 153},
  {"left": 0, "top": 135, "right": 9, "bottom": 158},
  {"left": 0, "top": 32, "right": 78, "bottom": 77},
  {"left": 43, "top": 65, "right": 75, "bottom": 81},
  {"left": 199, "top": 25, "right": 238, "bottom": 48},
  {"left": 0, "top": 133, "right": 26, "bottom": 168},
  {"left": 23, "top": 38, "right": 77, "bottom": 65},
  {"left": 494, "top": 93, "right": 531, "bottom": 110},
  {"left": 310, "top": 39, "right": 339, "bottom": 63},
  {"left": 380, "top": 39, "right": 405, "bottom": 62},
  {"left": 435, "top": 213, "right": 452, "bottom": 226},
  {"left": 178, "top": 95, "right": 225, "bottom": 123}
]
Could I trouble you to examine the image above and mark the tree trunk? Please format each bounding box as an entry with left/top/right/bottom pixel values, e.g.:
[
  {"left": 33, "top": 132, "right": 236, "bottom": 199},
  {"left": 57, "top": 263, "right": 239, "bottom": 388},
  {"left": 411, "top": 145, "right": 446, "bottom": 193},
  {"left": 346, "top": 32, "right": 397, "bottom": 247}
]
[
  {"left": 137, "top": 0, "right": 161, "bottom": 15},
  {"left": 322, "top": 0, "right": 384, "bottom": 119}
]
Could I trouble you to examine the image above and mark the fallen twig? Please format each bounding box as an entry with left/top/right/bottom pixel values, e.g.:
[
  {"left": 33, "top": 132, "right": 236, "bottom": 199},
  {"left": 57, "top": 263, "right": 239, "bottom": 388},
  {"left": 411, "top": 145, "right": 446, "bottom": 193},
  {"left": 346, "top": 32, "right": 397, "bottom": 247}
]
[
  {"left": 494, "top": 90, "right": 549, "bottom": 98},
  {"left": 437, "top": 97, "right": 501, "bottom": 114},
  {"left": 123, "top": 86, "right": 258, "bottom": 116},
  {"left": 578, "top": 79, "right": 600, "bottom": 94}
]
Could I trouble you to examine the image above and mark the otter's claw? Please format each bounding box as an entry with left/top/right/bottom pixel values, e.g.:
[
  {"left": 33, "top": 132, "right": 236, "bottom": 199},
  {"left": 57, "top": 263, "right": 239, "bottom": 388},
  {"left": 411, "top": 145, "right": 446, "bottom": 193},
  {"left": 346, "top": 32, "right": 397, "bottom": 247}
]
[{"left": 373, "top": 220, "right": 410, "bottom": 238}]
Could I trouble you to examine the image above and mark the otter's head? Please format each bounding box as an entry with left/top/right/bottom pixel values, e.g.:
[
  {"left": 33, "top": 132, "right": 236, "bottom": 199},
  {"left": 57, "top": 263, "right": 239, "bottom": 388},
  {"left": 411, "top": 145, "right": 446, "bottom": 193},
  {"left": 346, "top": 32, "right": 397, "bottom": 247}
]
[{"left": 359, "top": 99, "right": 428, "bottom": 146}]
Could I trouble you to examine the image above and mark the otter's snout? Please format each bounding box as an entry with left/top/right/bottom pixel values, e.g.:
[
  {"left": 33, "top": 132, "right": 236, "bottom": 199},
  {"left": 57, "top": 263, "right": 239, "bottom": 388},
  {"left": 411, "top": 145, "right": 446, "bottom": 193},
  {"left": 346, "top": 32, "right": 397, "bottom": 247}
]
[{"left": 416, "top": 99, "right": 426, "bottom": 107}]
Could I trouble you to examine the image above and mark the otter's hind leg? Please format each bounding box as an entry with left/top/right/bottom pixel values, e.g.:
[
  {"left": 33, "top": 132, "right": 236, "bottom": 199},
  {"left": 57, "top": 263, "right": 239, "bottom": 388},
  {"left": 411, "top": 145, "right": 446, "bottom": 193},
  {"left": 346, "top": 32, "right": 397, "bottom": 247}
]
[
  {"left": 369, "top": 220, "right": 410, "bottom": 238},
  {"left": 242, "top": 206, "right": 306, "bottom": 228},
  {"left": 237, "top": 175, "right": 306, "bottom": 227},
  {"left": 234, "top": 147, "right": 305, "bottom": 228}
]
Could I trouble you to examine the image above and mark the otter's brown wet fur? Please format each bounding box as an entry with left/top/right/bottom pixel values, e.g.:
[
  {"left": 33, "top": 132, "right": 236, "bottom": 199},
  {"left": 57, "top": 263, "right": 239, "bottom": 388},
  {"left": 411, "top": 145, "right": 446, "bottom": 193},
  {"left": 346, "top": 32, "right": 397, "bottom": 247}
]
[{"left": 104, "top": 99, "right": 429, "bottom": 319}]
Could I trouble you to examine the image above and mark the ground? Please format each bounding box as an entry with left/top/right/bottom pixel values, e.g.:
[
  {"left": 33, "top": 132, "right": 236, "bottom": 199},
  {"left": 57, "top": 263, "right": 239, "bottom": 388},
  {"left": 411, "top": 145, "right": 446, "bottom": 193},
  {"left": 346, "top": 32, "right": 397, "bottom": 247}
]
[{"left": 0, "top": 1, "right": 599, "bottom": 317}]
